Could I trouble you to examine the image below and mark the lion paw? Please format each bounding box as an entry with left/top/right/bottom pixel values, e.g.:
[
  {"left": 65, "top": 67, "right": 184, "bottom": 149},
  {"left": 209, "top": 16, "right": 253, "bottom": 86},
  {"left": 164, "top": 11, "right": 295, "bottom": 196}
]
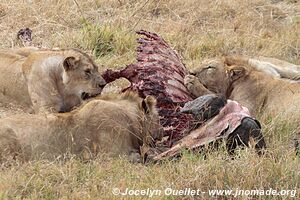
[
  {"left": 184, "top": 74, "right": 203, "bottom": 95},
  {"left": 184, "top": 75, "right": 210, "bottom": 97},
  {"left": 184, "top": 75, "right": 197, "bottom": 91}
]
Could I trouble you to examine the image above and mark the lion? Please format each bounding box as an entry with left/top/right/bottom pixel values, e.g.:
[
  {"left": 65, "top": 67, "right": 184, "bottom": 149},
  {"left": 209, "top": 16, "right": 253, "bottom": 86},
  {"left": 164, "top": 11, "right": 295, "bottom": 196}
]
[
  {"left": 184, "top": 57, "right": 300, "bottom": 121},
  {"left": 0, "top": 92, "right": 163, "bottom": 162},
  {"left": 223, "top": 55, "right": 300, "bottom": 80},
  {"left": 0, "top": 48, "right": 106, "bottom": 113}
]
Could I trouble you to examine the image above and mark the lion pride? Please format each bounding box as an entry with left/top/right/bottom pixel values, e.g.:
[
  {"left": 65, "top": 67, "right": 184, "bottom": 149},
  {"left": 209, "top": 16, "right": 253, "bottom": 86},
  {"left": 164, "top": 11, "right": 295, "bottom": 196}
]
[
  {"left": 184, "top": 57, "right": 300, "bottom": 121},
  {"left": 0, "top": 92, "right": 163, "bottom": 162},
  {"left": 0, "top": 47, "right": 106, "bottom": 113}
]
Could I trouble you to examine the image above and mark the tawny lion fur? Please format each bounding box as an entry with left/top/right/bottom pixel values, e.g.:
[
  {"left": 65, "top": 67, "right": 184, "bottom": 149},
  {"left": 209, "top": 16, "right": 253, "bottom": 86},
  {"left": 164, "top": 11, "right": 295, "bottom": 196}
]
[
  {"left": 0, "top": 47, "right": 106, "bottom": 113},
  {"left": 225, "top": 55, "right": 300, "bottom": 80},
  {"left": 184, "top": 57, "right": 300, "bottom": 121},
  {"left": 0, "top": 92, "right": 163, "bottom": 162}
]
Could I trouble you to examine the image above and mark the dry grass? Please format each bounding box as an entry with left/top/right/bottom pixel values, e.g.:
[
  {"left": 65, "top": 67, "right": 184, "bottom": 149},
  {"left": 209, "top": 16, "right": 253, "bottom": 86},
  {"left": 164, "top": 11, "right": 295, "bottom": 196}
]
[{"left": 0, "top": 0, "right": 300, "bottom": 199}]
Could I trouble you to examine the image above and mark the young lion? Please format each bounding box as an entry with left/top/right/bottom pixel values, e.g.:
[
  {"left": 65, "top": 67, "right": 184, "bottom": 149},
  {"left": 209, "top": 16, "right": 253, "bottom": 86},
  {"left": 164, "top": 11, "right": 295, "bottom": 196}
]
[
  {"left": 0, "top": 48, "right": 106, "bottom": 113},
  {"left": 0, "top": 92, "right": 163, "bottom": 162}
]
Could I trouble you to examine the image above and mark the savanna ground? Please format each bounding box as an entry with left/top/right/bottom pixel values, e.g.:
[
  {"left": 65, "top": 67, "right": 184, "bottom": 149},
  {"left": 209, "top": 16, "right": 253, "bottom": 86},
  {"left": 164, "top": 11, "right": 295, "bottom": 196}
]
[{"left": 0, "top": 0, "right": 300, "bottom": 199}]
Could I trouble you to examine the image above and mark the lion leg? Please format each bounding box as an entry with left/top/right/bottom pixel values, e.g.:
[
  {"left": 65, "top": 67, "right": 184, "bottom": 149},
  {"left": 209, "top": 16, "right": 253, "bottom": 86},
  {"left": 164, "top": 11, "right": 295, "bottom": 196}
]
[{"left": 184, "top": 75, "right": 212, "bottom": 97}]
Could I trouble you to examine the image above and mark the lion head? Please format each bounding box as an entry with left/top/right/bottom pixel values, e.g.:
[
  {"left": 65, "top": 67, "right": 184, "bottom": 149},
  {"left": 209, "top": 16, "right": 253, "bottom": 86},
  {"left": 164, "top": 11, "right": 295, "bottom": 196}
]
[
  {"left": 138, "top": 95, "right": 164, "bottom": 146},
  {"left": 187, "top": 57, "right": 248, "bottom": 97},
  {"left": 61, "top": 50, "right": 106, "bottom": 100}
]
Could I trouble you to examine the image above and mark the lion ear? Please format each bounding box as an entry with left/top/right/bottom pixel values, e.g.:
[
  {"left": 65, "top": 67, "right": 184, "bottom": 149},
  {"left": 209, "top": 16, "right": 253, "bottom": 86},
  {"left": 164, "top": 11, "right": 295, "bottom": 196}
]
[
  {"left": 229, "top": 66, "right": 246, "bottom": 81},
  {"left": 141, "top": 95, "right": 157, "bottom": 114},
  {"left": 63, "top": 56, "right": 78, "bottom": 71}
]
